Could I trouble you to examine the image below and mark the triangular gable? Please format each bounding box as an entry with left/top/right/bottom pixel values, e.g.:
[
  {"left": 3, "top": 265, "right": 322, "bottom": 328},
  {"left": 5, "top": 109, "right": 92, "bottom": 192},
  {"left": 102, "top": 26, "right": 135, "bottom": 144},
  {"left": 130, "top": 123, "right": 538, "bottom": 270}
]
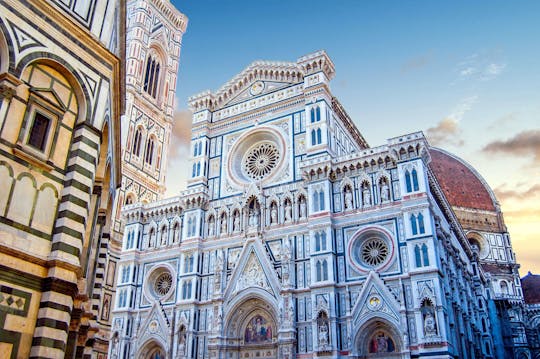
[
  {"left": 351, "top": 271, "right": 401, "bottom": 329},
  {"left": 223, "top": 238, "right": 281, "bottom": 302},
  {"left": 223, "top": 80, "right": 297, "bottom": 107},
  {"left": 213, "top": 61, "right": 304, "bottom": 109},
  {"left": 137, "top": 302, "right": 171, "bottom": 346}
]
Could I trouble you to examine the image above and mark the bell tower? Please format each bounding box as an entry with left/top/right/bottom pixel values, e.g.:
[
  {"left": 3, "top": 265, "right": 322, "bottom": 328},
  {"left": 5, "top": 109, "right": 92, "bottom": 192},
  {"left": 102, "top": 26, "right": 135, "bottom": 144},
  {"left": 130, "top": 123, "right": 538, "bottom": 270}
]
[{"left": 114, "top": 0, "right": 188, "bottom": 227}]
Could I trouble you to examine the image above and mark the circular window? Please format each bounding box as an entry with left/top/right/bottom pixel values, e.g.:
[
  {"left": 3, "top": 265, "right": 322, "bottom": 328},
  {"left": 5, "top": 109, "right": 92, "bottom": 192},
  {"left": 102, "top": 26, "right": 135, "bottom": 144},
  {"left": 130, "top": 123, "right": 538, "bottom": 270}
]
[
  {"left": 348, "top": 227, "right": 394, "bottom": 273},
  {"left": 145, "top": 265, "right": 175, "bottom": 300},
  {"left": 361, "top": 237, "right": 389, "bottom": 266},
  {"left": 154, "top": 272, "right": 173, "bottom": 296},
  {"left": 242, "top": 142, "right": 280, "bottom": 180},
  {"left": 227, "top": 127, "right": 286, "bottom": 186}
]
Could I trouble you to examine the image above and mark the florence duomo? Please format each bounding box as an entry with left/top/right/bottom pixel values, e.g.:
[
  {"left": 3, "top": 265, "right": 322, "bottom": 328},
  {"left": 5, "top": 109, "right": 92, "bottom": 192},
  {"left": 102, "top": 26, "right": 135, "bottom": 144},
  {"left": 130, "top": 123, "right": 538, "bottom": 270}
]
[{"left": 0, "top": 1, "right": 539, "bottom": 359}]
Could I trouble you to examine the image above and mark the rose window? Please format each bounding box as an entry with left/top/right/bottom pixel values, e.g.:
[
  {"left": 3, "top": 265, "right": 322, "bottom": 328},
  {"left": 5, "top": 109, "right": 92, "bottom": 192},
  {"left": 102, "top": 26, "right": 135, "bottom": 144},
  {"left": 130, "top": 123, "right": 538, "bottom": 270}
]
[
  {"left": 348, "top": 228, "right": 394, "bottom": 273},
  {"left": 242, "top": 142, "right": 280, "bottom": 181},
  {"left": 361, "top": 237, "right": 389, "bottom": 267},
  {"left": 154, "top": 272, "right": 173, "bottom": 296}
]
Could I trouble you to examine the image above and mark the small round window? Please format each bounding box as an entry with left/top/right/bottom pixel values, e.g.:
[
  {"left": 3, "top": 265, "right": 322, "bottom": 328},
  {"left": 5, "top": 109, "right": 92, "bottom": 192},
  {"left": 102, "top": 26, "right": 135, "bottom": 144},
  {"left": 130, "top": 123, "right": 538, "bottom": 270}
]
[
  {"left": 154, "top": 272, "right": 173, "bottom": 296},
  {"left": 348, "top": 228, "right": 394, "bottom": 272},
  {"left": 145, "top": 266, "right": 175, "bottom": 300}
]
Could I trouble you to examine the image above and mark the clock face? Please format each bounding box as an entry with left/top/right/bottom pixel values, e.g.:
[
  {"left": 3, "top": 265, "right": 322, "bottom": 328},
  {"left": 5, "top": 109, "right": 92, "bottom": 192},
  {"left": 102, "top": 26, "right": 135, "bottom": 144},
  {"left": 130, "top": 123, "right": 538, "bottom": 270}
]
[{"left": 249, "top": 81, "right": 265, "bottom": 96}]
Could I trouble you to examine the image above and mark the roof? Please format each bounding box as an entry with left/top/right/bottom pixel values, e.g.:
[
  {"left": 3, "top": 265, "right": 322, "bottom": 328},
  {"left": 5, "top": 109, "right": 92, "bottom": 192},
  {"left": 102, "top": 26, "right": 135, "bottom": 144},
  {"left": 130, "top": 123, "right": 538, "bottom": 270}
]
[
  {"left": 429, "top": 148, "right": 497, "bottom": 212},
  {"left": 521, "top": 272, "right": 540, "bottom": 304}
]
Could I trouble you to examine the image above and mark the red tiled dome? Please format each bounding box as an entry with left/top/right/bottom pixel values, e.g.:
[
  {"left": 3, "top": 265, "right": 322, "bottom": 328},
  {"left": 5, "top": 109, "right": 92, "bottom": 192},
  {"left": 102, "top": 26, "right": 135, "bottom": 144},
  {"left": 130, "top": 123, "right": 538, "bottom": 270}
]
[
  {"left": 429, "top": 148, "right": 496, "bottom": 212},
  {"left": 521, "top": 272, "right": 540, "bottom": 304}
]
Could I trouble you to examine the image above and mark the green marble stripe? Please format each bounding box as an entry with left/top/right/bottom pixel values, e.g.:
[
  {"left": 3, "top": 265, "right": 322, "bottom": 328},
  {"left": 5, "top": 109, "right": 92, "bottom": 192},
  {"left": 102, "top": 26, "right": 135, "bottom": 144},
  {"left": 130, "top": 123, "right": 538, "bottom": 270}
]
[
  {"left": 59, "top": 194, "right": 88, "bottom": 209},
  {"left": 31, "top": 336, "right": 65, "bottom": 351},
  {"left": 66, "top": 163, "right": 94, "bottom": 181},
  {"left": 50, "top": 241, "right": 81, "bottom": 258},
  {"left": 52, "top": 225, "right": 83, "bottom": 240},
  {"left": 35, "top": 317, "right": 69, "bottom": 332},
  {"left": 68, "top": 148, "right": 96, "bottom": 167},
  {"left": 71, "top": 134, "right": 99, "bottom": 151},
  {"left": 56, "top": 209, "right": 85, "bottom": 225}
]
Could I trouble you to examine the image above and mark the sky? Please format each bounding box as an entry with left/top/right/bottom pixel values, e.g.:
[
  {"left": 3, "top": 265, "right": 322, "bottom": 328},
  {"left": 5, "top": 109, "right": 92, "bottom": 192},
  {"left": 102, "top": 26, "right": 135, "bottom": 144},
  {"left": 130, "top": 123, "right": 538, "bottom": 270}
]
[{"left": 165, "top": 0, "right": 540, "bottom": 275}]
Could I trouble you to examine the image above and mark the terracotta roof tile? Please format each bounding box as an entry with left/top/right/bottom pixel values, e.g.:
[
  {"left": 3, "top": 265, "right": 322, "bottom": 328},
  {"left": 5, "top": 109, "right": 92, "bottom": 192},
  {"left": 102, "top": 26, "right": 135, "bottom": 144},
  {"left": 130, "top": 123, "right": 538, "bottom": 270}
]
[
  {"left": 429, "top": 148, "right": 496, "bottom": 212},
  {"left": 521, "top": 272, "right": 540, "bottom": 304}
]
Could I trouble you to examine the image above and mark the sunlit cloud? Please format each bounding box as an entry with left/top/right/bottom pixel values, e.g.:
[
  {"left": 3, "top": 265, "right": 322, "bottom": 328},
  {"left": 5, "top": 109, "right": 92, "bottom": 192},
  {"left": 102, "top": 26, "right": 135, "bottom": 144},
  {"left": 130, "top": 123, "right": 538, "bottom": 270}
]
[
  {"left": 426, "top": 96, "right": 478, "bottom": 146},
  {"left": 486, "top": 113, "right": 517, "bottom": 131},
  {"left": 426, "top": 118, "right": 463, "bottom": 146},
  {"left": 482, "top": 130, "right": 540, "bottom": 164},
  {"left": 168, "top": 109, "right": 193, "bottom": 161},
  {"left": 495, "top": 184, "right": 540, "bottom": 201}
]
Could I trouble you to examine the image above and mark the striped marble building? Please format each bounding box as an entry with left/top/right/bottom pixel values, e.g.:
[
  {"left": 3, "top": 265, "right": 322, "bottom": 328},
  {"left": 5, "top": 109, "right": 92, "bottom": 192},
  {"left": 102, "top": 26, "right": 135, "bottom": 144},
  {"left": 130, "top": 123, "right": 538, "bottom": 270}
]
[
  {"left": 111, "top": 51, "right": 530, "bottom": 358},
  {"left": 0, "top": 0, "right": 124, "bottom": 357}
]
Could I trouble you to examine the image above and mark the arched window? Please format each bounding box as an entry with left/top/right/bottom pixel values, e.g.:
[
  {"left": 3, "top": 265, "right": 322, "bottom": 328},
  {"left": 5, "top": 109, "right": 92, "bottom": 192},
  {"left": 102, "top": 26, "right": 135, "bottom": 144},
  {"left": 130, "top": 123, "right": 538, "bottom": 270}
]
[
  {"left": 145, "top": 137, "right": 155, "bottom": 165},
  {"left": 418, "top": 213, "right": 425, "bottom": 234},
  {"left": 184, "top": 255, "right": 194, "bottom": 273},
  {"left": 125, "top": 194, "right": 134, "bottom": 205},
  {"left": 187, "top": 217, "right": 193, "bottom": 237},
  {"left": 198, "top": 142, "right": 203, "bottom": 156},
  {"left": 421, "top": 243, "right": 429, "bottom": 266},
  {"left": 132, "top": 127, "right": 142, "bottom": 157},
  {"left": 316, "top": 128, "right": 322, "bottom": 144},
  {"left": 500, "top": 281, "right": 509, "bottom": 295},
  {"left": 193, "top": 142, "right": 198, "bottom": 157},
  {"left": 322, "top": 260, "right": 328, "bottom": 281},
  {"left": 321, "top": 231, "right": 327, "bottom": 250},
  {"left": 412, "top": 168, "right": 419, "bottom": 191},
  {"left": 310, "top": 108, "right": 316, "bottom": 123},
  {"left": 196, "top": 162, "right": 201, "bottom": 177},
  {"left": 405, "top": 170, "right": 412, "bottom": 193},
  {"left": 410, "top": 214, "right": 418, "bottom": 235},
  {"left": 415, "top": 245, "right": 422, "bottom": 267},
  {"left": 313, "top": 191, "right": 319, "bottom": 212},
  {"left": 315, "top": 232, "right": 321, "bottom": 252},
  {"left": 311, "top": 129, "right": 316, "bottom": 145},
  {"left": 149, "top": 228, "right": 155, "bottom": 248},
  {"left": 315, "top": 106, "right": 321, "bottom": 122},
  {"left": 316, "top": 260, "right": 322, "bottom": 281},
  {"left": 143, "top": 54, "right": 161, "bottom": 98},
  {"left": 318, "top": 190, "right": 325, "bottom": 211}
]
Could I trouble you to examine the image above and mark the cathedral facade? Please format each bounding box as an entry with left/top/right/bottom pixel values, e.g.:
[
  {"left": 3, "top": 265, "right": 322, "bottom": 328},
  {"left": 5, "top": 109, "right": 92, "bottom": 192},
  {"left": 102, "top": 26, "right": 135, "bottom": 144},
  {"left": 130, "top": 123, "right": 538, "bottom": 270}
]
[
  {"left": 0, "top": 0, "right": 124, "bottom": 357},
  {"left": 110, "top": 51, "right": 530, "bottom": 358}
]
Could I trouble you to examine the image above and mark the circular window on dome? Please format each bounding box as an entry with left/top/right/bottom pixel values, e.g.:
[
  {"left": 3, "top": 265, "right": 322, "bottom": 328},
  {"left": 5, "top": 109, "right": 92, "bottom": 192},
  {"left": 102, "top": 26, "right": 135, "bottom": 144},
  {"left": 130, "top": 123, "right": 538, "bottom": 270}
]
[
  {"left": 242, "top": 142, "right": 280, "bottom": 181},
  {"left": 348, "top": 227, "right": 395, "bottom": 272},
  {"left": 145, "top": 266, "right": 175, "bottom": 300}
]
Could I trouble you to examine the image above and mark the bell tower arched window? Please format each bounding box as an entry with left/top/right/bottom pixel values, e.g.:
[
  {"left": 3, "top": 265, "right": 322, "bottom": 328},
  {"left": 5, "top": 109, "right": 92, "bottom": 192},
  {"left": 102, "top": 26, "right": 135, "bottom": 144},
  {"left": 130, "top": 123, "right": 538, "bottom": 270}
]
[
  {"left": 145, "top": 136, "right": 155, "bottom": 165},
  {"left": 132, "top": 127, "right": 142, "bottom": 157},
  {"left": 143, "top": 54, "right": 161, "bottom": 99}
]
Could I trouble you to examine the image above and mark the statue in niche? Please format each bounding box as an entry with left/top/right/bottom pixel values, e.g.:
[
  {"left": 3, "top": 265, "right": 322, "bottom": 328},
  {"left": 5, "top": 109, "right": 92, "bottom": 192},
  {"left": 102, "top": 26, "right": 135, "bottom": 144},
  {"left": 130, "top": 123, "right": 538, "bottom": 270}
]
[
  {"left": 214, "top": 251, "right": 223, "bottom": 292},
  {"left": 178, "top": 326, "right": 186, "bottom": 356},
  {"left": 318, "top": 321, "right": 329, "bottom": 347},
  {"left": 284, "top": 200, "right": 292, "bottom": 222},
  {"left": 160, "top": 229, "right": 167, "bottom": 246},
  {"left": 233, "top": 212, "right": 240, "bottom": 232},
  {"left": 208, "top": 217, "right": 215, "bottom": 237},
  {"left": 380, "top": 179, "right": 390, "bottom": 203},
  {"left": 249, "top": 209, "right": 259, "bottom": 227},
  {"left": 270, "top": 204, "right": 278, "bottom": 224},
  {"left": 424, "top": 312, "right": 437, "bottom": 336},
  {"left": 344, "top": 187, "right": 353, "bottom": 210},
  {"left": 299, "top": 197, "right": 307, "bottom": 218},
  {"left": 220, "top": 215, "right": 227, "bottom": 234},
  {"left": 362, "top": 184, "right": 371, "bottom": 206}
]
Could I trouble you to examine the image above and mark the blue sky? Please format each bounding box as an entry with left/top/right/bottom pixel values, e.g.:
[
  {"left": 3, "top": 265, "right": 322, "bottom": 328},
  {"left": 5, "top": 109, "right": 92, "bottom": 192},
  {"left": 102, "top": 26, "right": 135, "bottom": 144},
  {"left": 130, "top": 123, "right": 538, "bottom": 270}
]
[{"left": 166, "top": 0, "right": 540, "bottom": 274}]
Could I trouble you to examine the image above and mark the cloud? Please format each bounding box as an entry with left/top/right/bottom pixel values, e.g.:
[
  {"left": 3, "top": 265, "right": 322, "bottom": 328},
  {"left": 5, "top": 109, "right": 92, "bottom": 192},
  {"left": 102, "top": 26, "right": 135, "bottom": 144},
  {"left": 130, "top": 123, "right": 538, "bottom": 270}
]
[
  {"left": 168, "top": 109, "right": 193, "bottom": 161},
  {"left": 426, "top": 96, "right": 478, "bottom": 146},
  {"left": 486, "top": 113, "right": 516, "bottom": 131},
  {"left": 482, "top": 130, "right": 540, "bottom": 164},
  {"left": 495, "top": 184, "right": 540, "bottom": 201},
  {"left": 425, "top": 118, "right": 464, "bottom": 146},
  {"left": 400, "top": 52, "right": 433, "bottom": 73},
  {"left": 453, "top": 51, "right": 506, "bottom": 83}
]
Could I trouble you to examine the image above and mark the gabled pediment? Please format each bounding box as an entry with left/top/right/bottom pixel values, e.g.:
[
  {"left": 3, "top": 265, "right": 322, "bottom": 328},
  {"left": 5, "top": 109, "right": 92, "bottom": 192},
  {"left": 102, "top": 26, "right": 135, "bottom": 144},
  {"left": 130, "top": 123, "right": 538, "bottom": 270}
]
[
  {"left": 223, "top": 238, "right": 281, "bottom": 302},
  {"left": 137, "top": 302, "right": 171, "bottom": 345},
  {"left": 211, "top": 61, "right": 304, "bottom": 109},
  {"left": 351, "top": 271, "right": 401, "bottom": 329}
]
